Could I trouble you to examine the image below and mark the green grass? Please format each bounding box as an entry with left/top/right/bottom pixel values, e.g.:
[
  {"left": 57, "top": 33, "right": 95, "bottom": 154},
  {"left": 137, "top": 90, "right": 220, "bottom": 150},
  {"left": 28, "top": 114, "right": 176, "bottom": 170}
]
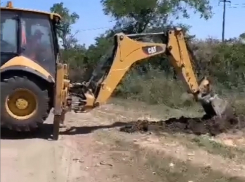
[{"left": 115, "top": 69, "right": 197, "bottom": 108}]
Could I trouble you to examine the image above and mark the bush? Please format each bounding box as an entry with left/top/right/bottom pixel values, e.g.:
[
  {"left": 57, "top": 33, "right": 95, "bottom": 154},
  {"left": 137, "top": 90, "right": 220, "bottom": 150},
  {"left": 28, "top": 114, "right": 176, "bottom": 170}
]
[
  {"left": 114, "top": 69, "right": 196, "bottom": 108},
  {"left": 114, "top": 38, "right": 245, "bottom": 109},
  {"left": 191, "top": 39, "right": 245, "bottom": 91}
]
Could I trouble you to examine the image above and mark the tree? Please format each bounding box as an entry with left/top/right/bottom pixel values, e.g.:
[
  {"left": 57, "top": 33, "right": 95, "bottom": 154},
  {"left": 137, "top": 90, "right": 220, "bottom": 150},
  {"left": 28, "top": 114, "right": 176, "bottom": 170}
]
[
  {"left": 50, "top": 2, "right": 79, "bottom": 50},
  {"left": 86, "top": 32, "right": 114, "bottom": 65},
  {"left": 239, "top": 32, "right": 245, "bottom": 44},
  {"left": 101, "top": 0, "right": 213, "bottom": 33},
  {"left": 240, "top": 32, "right": 245, "bottom": 39}
]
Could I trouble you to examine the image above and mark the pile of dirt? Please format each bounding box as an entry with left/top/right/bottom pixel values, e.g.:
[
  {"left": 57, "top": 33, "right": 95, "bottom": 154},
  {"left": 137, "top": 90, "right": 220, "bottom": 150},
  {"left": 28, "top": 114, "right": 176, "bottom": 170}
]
[{"left": 120, "top": 112, "right": 245, "bottom": 136}]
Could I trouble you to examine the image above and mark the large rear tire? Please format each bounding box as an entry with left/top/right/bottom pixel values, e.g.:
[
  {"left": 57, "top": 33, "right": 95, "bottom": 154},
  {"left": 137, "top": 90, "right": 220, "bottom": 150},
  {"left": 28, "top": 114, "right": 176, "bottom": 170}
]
[{"left": 1, "top": 76, "right": 50, "bottom": 131}]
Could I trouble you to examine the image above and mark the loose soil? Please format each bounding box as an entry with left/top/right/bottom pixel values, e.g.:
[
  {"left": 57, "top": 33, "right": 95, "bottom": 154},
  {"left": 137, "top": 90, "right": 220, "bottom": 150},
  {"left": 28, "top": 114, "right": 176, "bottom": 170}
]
[{"left": 120, "top": 114, "right": 245, "bottom": 136}]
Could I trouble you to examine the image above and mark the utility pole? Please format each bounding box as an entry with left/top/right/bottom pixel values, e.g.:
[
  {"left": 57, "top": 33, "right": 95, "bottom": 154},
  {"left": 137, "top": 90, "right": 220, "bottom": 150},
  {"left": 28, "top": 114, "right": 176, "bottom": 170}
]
[{"left": 219, "top": 0, "right": 231, "bottom": 42}]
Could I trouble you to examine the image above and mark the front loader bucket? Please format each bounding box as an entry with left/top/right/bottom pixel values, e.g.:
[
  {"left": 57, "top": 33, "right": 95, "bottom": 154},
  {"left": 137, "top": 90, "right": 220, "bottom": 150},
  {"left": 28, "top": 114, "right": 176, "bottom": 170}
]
[{"left": 200, "top": 94, "right": 233, "bottom": 118}]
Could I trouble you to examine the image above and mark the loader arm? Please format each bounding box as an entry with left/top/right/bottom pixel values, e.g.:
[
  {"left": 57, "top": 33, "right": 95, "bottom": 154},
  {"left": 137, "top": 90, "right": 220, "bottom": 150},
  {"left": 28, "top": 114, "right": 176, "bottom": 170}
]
[
  {"left": 95, "top": 30, "right": 202, "bottom": 103},
  {"left": 73, "top": 29, "right": 228, "bottom": 117},
  {"left": 94, "top": 34, "right": 168, "bottom": 105}
]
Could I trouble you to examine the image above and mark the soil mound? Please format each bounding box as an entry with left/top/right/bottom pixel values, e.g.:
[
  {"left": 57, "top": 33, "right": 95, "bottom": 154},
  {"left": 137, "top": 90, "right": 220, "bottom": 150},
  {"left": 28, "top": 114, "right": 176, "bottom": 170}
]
[{"left": 120, "top": 112, "right": 245, "bottom": 136}]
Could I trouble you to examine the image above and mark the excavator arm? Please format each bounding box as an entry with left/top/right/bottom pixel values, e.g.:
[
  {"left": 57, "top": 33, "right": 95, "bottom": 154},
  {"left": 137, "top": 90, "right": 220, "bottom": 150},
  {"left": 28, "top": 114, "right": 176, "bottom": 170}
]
[{"left": 70, "top": 28, "right": 228, "bottom": 118}]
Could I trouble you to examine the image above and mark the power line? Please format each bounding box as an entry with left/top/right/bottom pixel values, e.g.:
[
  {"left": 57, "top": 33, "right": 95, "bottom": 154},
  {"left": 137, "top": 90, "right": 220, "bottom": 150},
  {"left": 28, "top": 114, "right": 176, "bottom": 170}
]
[
  {"left": 215, "top": 3, "right": 245, "bottom": 8},
  {"left": 221, "top": 3, "right": 245, "bottom": 8},
  {"left": 228, "top": 5, "right": 245, "bottom": 8},
  {"left": 78, "top": 19, "right": 116, "bottom": 32},
  {"left": 79, "top": 26, "right": 112, "bottom": 32}
]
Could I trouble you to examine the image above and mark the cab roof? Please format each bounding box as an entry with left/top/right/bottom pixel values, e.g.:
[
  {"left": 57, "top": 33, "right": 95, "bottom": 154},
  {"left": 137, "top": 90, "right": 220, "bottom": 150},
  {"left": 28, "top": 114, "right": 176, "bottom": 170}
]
[{"left": 1, "top": 4, "right": 61, "bottom": 20}]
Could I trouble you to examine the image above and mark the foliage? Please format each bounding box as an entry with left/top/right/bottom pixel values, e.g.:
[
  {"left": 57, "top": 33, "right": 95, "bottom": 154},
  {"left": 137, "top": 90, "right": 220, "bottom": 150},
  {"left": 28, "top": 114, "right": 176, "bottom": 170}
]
[
  {"left": 101, "top": 0, "right": 212, "bottom": 33},
  {"left": 50, "top": 1, "right": 245, "bottom": 108},
  {"left": 86, "top": 33, "right": 114, "bottom": 67},
  {"left": 50, "top": 2, "right": 80, "bottom": 50}
]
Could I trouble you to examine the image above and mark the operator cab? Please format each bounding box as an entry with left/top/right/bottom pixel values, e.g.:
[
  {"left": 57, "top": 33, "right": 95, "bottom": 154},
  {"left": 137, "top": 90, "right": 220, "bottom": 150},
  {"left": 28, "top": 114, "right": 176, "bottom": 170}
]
[{"left": 0, "top": 2, "right": 60, "bottom": 77}]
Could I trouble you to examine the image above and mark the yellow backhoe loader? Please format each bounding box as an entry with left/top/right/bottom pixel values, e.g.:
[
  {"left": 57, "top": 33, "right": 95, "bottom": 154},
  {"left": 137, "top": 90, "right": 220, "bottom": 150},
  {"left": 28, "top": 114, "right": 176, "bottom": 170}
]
[{"left": 1, "top": 2, "right": 231, "bottom": 140}]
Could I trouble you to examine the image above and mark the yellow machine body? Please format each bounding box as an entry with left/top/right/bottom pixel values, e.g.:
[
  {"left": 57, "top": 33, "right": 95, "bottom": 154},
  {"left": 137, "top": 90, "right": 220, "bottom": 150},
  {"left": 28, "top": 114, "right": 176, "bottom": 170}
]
[
  {"left": 1, "top": 56, "right": 55, "bottom": 82},
  {"left": 0, "top": 2, "right": 69, "bottom": 137}
]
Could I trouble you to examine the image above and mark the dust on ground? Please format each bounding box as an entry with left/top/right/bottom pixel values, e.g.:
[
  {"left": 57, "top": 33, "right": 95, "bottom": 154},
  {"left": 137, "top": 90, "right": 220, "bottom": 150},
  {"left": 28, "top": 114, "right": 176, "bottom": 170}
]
[{"left": 1, "top": 99, "right": 245, "bottom": 182}]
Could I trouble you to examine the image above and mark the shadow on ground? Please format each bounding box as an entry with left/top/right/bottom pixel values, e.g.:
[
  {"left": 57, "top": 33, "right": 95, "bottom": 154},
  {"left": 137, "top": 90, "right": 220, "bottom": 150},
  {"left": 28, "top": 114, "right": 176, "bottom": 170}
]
[
  {"left": 0, "top": 122, "right": 127, "bottom": 140},
  {"left": 60, "top": 121, "right": 126, "bottom": 135},
  {"left": 2, "top": 112, "right": 245, "bottom": 140},
  {"left": 51, "top": 113, "right": 245, "bottom": 137},
  {"left": 1, "top": 124, "right": 54, "bottom": 140}
]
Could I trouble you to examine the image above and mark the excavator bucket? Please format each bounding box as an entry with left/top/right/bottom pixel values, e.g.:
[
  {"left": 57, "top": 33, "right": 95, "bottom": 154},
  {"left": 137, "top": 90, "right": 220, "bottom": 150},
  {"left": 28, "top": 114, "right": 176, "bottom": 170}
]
[
  {"left": 201, "top": 94, "right": 233, "bottom": 118},
  {"left": 210, "top": 95, "right": 230, "bottom": 117},
  {"left": 196, "top": 77, "right": 233, "bottom": 119}
]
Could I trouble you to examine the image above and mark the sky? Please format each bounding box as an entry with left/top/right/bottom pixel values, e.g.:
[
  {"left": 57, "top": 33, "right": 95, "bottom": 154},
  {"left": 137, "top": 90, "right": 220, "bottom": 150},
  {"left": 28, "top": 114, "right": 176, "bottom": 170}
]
[{"left": 10, "top": 0, "right": 245, "bottom": 46}]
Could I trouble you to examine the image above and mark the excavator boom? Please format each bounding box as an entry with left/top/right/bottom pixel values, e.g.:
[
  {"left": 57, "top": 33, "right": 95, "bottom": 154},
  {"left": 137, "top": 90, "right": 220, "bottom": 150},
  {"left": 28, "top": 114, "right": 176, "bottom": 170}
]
[{"left": 70, "top": 28, "right": 230, "bottom": 118}]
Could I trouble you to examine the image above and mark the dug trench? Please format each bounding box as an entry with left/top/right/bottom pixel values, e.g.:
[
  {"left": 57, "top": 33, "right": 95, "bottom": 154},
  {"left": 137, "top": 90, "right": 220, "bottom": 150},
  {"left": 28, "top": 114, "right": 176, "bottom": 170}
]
[{"left": 119, "top": 112, "right": 245, "bottom": 136}]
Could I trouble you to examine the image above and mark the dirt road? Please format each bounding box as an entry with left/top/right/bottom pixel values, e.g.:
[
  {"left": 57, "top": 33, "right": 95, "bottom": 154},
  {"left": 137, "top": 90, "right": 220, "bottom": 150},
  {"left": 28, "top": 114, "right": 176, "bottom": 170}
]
[
  {"left": 1, "top": 114, "right": 68, "bottom": 182},
  {"left": 2, "top": 100, "right": 245, "bottom": 182}
]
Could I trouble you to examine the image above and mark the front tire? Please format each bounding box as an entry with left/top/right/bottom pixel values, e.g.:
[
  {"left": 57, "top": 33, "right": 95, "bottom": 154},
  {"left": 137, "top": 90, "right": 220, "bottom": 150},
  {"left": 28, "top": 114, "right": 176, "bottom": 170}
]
[{"left": 1, "top": 76, "right": 50, "bottom": 131}]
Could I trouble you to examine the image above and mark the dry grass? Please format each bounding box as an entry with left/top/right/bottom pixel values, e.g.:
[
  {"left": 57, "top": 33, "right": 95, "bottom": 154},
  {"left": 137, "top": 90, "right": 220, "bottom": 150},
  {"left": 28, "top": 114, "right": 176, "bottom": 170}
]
[
  {"left": 145, "top": 152, "right": 244, "bottom": 182},
  {"left": 170, "top": 134, "right": 245, "bottom": 162},
  {"left": 191, "top": 136, "right": 245, "bottom": 159},
  {"left": 101, "top": 133, "right": 245, "bottom": 182}
]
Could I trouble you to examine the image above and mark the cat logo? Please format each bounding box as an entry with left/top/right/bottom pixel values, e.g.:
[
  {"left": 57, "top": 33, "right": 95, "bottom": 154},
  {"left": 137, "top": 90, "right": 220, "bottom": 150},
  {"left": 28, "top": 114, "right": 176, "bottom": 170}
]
[
  {"left": 142, "top": 45, "right": 163, "bottom": 55},
  {"left": 147, "top": 46, "right": 156, "bottom": 54}
]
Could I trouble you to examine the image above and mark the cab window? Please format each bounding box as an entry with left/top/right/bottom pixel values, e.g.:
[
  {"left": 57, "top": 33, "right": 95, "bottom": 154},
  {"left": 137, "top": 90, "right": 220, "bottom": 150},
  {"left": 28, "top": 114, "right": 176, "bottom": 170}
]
[
  {"left": 1, "top": 11, "right": 17, "bottom": 53},
  {"left": 21, "top": 13, "right": 55, "bottom": 63}
]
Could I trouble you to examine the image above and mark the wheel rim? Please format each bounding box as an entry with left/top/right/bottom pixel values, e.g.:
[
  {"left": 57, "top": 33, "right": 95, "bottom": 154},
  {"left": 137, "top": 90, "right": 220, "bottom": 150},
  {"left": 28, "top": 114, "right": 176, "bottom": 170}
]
[{"left": 5, "top": 88, "right": 38, "bottom": 120}]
